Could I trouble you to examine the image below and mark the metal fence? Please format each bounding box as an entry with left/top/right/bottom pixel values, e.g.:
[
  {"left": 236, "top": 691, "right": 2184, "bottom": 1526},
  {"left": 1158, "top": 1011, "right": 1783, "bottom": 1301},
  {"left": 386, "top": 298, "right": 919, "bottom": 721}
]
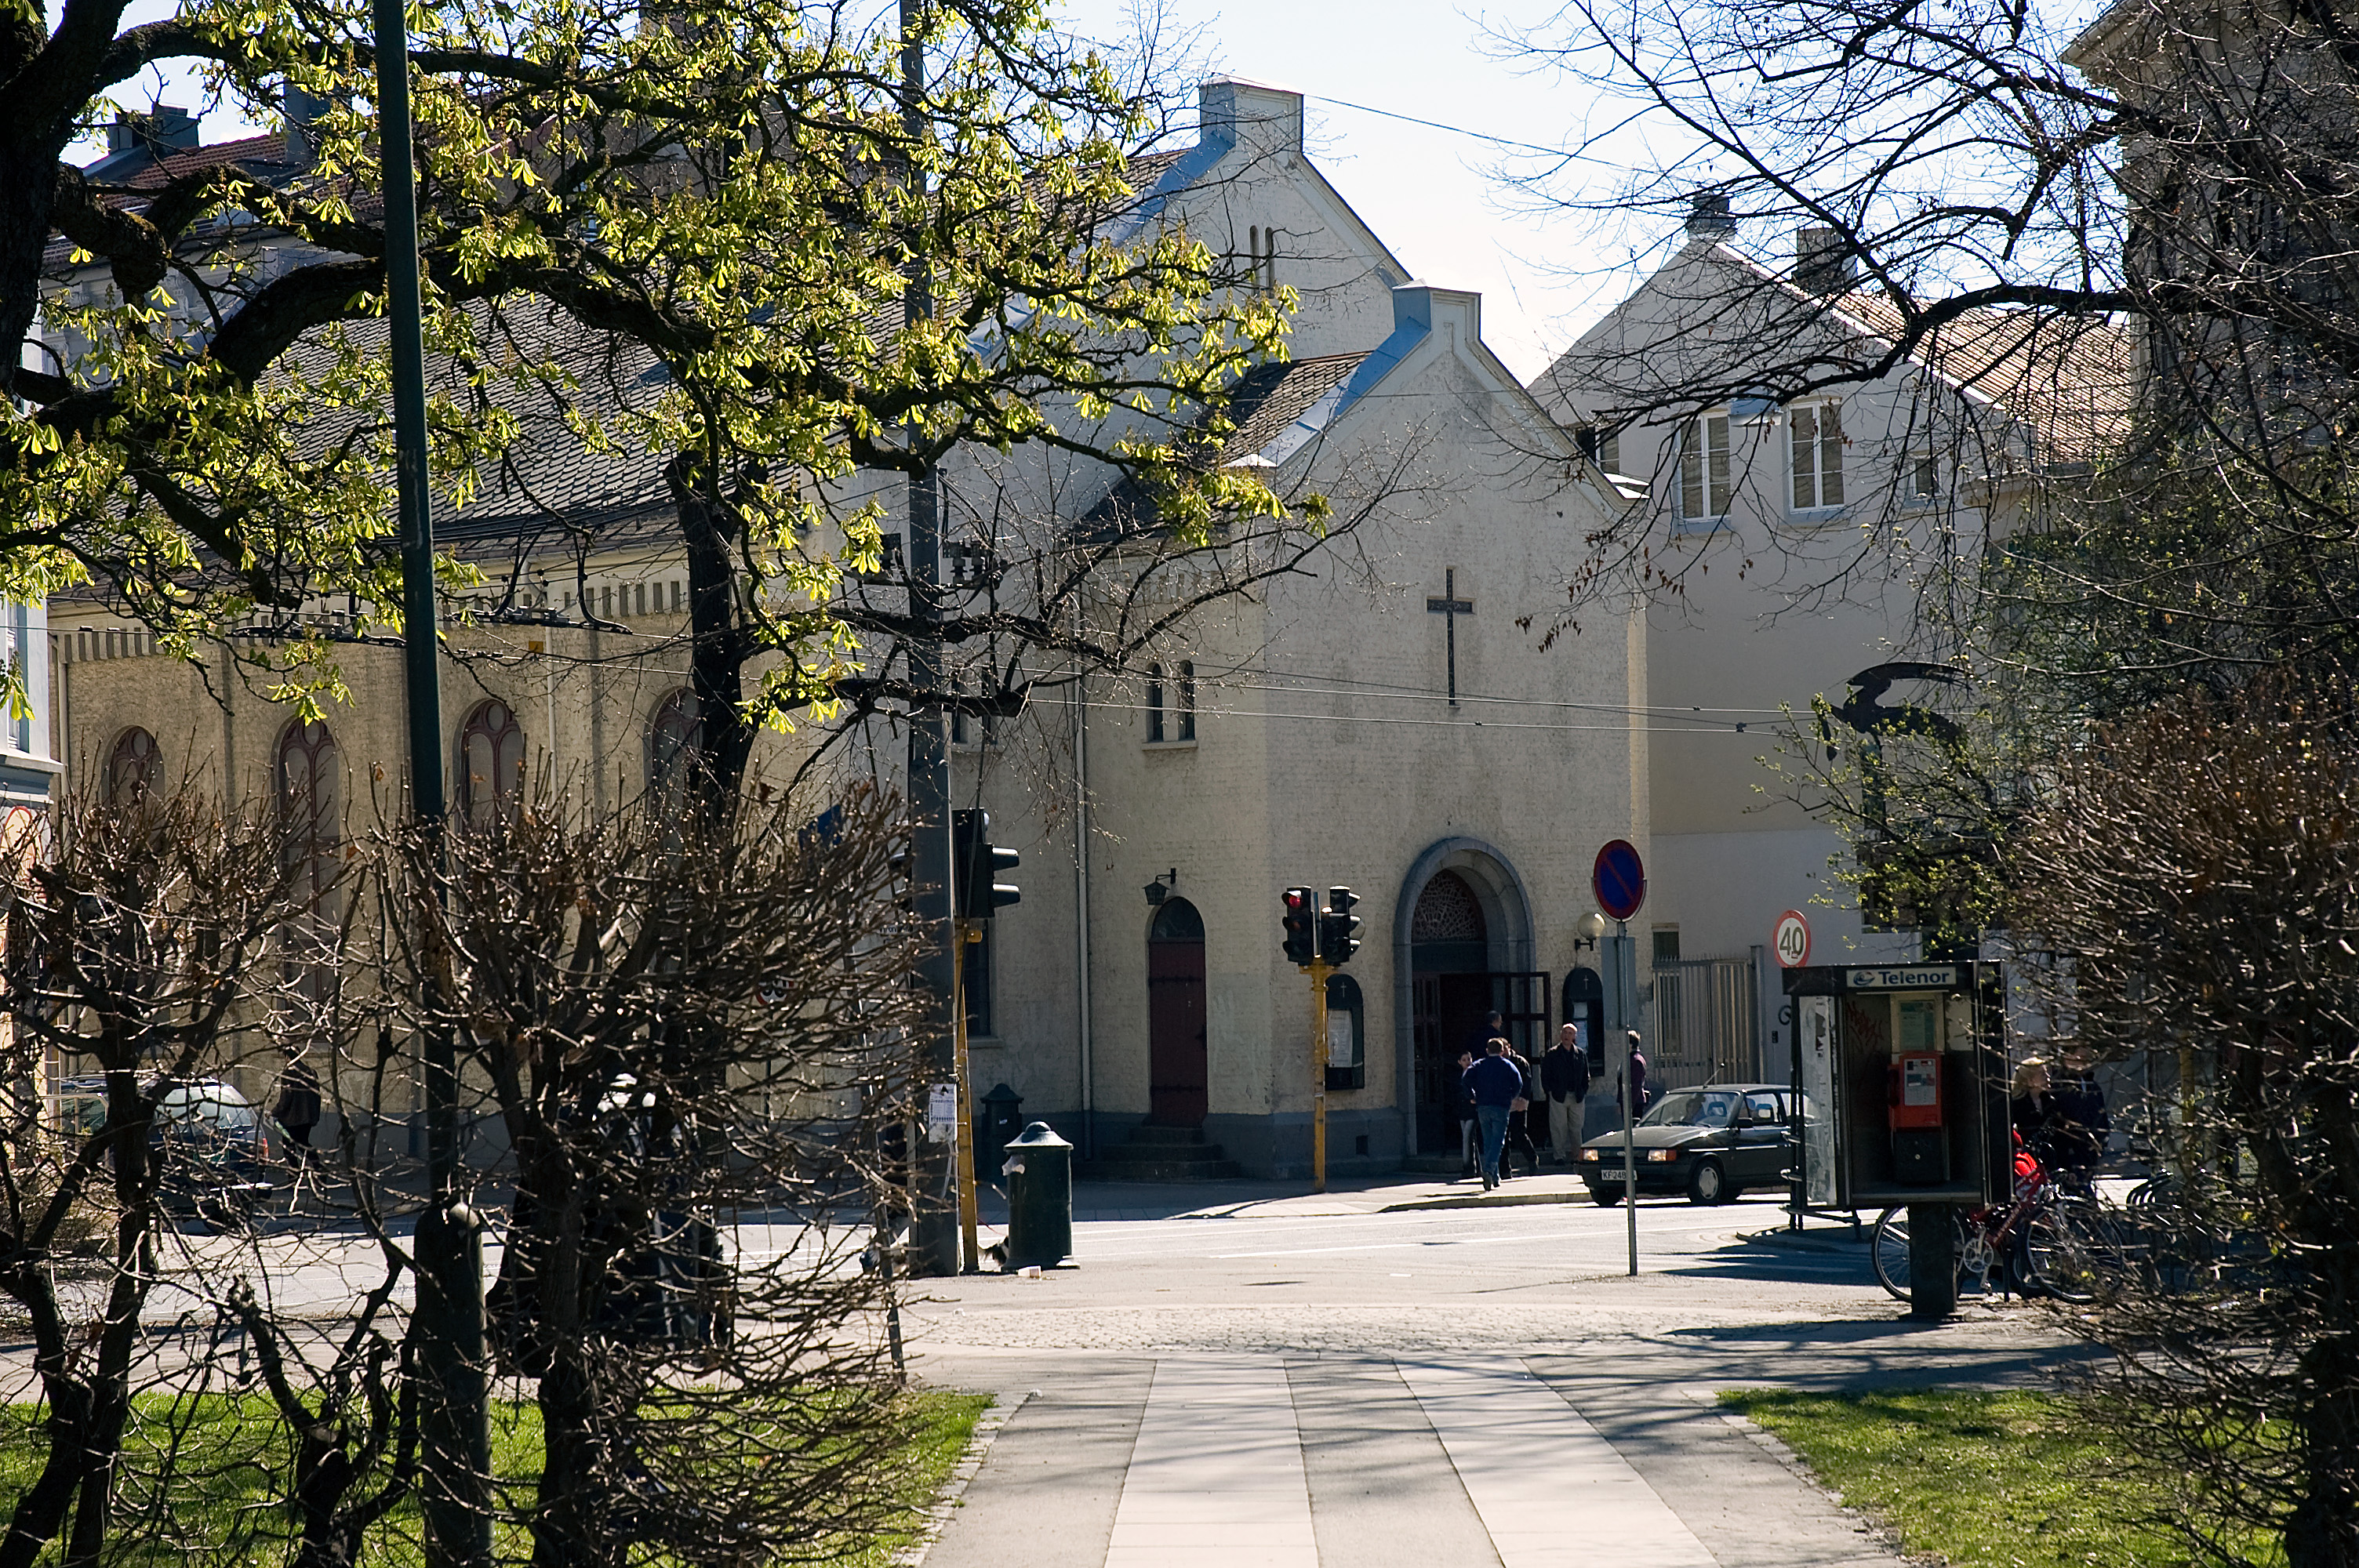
[{"left": 1648, "top": 956, "right": 1762, "bottom": 1091}]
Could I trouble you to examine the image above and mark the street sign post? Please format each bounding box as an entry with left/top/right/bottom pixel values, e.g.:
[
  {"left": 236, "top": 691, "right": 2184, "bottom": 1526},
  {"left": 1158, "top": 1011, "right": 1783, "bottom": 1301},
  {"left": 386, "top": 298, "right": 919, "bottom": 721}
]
[
  {"left": 1773, "top": 909, "right": 1812, "bottom": 969},
  {"left": 1590, "top": 840, "right": 1645, "bottom": 1277}
]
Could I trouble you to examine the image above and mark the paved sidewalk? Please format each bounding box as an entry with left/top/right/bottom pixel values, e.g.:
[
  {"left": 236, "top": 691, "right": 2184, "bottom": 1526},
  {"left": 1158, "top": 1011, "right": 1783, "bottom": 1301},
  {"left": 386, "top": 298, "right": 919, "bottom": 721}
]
[
  {"left": 919, "top": 1346, "right": 1908, "bottom": 1568},
  {"left": 914, "top": 1172, "right": 2085, "bottom": 1567}
]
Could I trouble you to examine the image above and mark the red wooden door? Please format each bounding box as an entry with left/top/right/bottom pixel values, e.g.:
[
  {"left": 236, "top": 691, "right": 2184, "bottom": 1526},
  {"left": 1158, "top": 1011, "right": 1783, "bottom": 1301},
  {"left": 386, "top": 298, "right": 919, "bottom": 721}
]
[{"left": 1148, "top": 902, "right": 1208, "bottom": 1126}]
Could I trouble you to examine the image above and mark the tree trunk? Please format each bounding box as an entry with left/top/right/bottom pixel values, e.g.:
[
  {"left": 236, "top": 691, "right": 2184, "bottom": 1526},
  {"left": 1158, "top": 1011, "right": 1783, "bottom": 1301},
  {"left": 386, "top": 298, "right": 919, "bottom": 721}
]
[
  {"left": 667, "top": 454, "right": 752, "bottom": 818},
  {"left": 0, "top": 122, "right": 69, "bottom": 405},
  {"left": 2288, "top": 1348, "right": 2359, "bottom": 1568}
]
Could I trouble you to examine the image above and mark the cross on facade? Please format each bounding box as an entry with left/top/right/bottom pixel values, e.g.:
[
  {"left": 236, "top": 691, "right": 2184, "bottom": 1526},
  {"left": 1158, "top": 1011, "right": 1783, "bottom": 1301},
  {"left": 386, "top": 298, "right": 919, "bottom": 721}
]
[{"left": 1426, "top": 568, "right": 1474, "bottom": 707}]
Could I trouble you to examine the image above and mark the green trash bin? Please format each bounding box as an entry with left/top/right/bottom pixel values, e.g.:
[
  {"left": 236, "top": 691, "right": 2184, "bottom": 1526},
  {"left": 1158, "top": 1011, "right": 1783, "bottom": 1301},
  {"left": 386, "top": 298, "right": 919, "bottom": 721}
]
[{"left": 1001, "top": 1121, "right": 1072, "bottom": 1270}]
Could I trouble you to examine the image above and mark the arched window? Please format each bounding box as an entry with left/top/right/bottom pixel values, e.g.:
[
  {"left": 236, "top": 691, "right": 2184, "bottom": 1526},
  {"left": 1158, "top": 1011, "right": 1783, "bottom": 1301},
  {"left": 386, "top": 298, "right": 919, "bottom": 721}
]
[
  {"left": 457, "top": 699, "right": 526, "bottom": 828},
  {"left": 648, "top": 689, "right": 703, "bottom": 806},
  {"left": 276, "top": 720, "right": 340, "bottom": 905},
  {"left": 107, "top": 727, "right": 162, "bottom": 807},
  {"left": 1411, "top": 869, "right": 1488, "bottom": 945}
]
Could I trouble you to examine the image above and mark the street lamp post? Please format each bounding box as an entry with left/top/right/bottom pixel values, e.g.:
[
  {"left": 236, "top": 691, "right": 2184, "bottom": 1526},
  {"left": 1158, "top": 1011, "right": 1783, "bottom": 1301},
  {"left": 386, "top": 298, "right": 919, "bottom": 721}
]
[{"left": 369, "top": 10, "right": 492, "bottom": 1564}]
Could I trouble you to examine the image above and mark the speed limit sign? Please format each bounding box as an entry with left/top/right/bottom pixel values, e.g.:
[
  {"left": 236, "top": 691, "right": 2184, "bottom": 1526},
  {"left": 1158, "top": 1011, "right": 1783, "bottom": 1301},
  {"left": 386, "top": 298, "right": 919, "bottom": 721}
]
[{"left": 1772, "top": 909, "right": 1812, "bottom": 968}]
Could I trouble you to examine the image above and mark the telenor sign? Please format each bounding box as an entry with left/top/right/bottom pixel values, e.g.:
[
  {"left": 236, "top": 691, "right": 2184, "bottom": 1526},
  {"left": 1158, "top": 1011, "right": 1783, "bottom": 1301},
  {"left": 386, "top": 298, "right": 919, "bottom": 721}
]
[{"left": 1846, "top": 966, "right": 1960, "bottom": 989}]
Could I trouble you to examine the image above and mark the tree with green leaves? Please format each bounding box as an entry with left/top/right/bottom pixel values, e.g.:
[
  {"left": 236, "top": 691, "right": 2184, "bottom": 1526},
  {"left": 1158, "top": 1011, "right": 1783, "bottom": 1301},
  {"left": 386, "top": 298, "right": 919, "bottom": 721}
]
[{"left": 5, "top": 0, "right": 1321, "bottom": 808}]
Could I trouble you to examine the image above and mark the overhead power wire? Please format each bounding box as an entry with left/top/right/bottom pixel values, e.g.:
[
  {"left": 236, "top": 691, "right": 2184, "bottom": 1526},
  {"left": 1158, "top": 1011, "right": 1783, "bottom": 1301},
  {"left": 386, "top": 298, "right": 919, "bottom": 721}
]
[
  {"left": 1304, "top": 95, "right": 1620, "bottom": 168},
  {"left": 1078, "top": 699, "right": 1767, "bottom": 735}
]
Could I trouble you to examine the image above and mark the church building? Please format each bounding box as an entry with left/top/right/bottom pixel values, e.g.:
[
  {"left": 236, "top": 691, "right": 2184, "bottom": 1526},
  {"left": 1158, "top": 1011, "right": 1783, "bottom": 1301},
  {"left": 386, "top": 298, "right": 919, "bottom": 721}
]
[{"left": 45, "top": 80, "right": 1649, "bottom": 1178}]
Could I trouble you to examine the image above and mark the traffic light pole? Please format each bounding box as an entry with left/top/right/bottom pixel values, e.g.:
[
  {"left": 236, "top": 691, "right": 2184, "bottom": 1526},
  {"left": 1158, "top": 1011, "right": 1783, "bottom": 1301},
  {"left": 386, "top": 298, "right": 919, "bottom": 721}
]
[
  {"left": 953, "top": 917, "right": 981, "bottom": 1272},
  {"left": 900, "top": 0, "right": 960, "bottom": 1281},
  {"left": 1308, "top": 958, "right": 1331, "bottom": 1194}
]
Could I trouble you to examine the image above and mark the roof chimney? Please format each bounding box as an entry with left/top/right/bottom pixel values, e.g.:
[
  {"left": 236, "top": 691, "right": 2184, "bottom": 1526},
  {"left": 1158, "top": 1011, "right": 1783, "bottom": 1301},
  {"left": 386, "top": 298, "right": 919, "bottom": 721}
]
[
  {"left": 1198, "top": 78, "right": 1304, "bottom": 159},
  {"left": 1795, "top": 225, "right": 1857, "bottom": 295},
  {"left": 285, "top": 85, "right": 329, "bottom": 165},
  {"left": 106, "top": 105, "right": 198, "bottom": 157},
  {"left": 1685, "top": 189, "right": 1736, "bottom": 242}
]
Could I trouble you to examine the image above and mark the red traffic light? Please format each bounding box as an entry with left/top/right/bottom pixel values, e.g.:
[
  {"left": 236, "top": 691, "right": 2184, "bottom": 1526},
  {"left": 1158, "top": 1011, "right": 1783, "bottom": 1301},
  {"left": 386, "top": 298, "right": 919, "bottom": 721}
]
[{"left": 1281, "top": 886, "right": 1318, "bottom": 967}]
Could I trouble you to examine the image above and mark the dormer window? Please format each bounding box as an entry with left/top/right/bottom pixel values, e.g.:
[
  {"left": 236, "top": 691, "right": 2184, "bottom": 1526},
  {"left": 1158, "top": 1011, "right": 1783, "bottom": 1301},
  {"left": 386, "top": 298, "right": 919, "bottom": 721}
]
[{"left": 1575, "top": 425, "right": 1623, "bottom": 474}]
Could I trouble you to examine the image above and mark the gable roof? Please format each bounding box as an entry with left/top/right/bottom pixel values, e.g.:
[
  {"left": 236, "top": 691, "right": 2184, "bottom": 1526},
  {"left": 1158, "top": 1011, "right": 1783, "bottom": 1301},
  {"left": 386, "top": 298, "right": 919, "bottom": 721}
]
[
  {"left": 1542, "top": 239, "right": 2139, "bottom": 469},
  {"left": 1831, "top": 292, "right": 2139, "bottom": 464}
]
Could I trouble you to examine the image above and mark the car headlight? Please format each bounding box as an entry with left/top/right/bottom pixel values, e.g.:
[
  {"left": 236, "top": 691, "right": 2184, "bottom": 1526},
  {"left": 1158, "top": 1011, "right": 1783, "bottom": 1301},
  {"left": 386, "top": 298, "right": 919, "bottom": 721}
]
[
  {"left": 1645, "top": 1149, "right": 1679, "bottom": 1163},
  {"left": 1580, "top": 1147, "right": 1600, "bottom": 1162}
]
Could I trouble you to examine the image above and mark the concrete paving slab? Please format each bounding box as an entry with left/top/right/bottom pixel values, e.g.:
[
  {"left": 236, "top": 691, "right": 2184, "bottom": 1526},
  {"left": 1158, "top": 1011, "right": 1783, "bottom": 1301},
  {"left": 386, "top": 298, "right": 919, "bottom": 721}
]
[
  {"left": 1103, "top": 1357, "right": 1318, "bottom": 1568},
  {"left": 1398, "top": 1359, "right": 1715, "bottom": 1568},
  {"left": 1284, "top": 1358, "right": 1500, "bottom": 1568},
  {"left": 917, "top": 1359, "right": 1150, "bottom": 1568}
]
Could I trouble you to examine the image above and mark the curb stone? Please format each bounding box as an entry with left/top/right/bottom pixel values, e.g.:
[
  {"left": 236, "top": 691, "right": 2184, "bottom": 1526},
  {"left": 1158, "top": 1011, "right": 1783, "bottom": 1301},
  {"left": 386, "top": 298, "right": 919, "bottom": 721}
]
[
  {"left": 1379, "top": 1189, "right": 1593, "bottom": 1213},
  {"left": 896, "top": 1388, "right": 1031, "bottom": 1568},
  {"left": 1679, "top": 1385, "right": 1946, "bottom": 1568}
]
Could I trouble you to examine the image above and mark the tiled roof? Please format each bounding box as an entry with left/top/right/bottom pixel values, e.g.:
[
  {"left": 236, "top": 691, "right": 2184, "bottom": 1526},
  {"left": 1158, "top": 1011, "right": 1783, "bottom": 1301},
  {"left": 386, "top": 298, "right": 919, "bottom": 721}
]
[
  {"left": 1078, "top": 351, "right": 1373, "bottom": 536},
  {"left": 1834, "top": 293, "right": 2140, "bottom": 465},
  {"left": 1215, "top": 353, "right": 1367, "bottom": 463},
  {"left": 110, "top": 131, "right": 295, "bottom": 190}
]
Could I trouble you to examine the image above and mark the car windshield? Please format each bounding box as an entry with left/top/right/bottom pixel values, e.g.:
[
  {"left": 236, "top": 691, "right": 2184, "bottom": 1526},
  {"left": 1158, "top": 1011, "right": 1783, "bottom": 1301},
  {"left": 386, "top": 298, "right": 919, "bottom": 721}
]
[
  {"left": 158, "top": 1086, "right": 260, "bottom": 1131},
  {"left": 1641, "top": 1091, "right": 1737, "bottom": 1128}
]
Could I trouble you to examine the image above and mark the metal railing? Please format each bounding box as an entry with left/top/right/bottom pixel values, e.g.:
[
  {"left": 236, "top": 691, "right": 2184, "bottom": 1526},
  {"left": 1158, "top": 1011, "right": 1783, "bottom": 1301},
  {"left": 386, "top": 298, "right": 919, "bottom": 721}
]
[{"left": 1648, "top": 956, "right": 1761, "bottom": 1091}]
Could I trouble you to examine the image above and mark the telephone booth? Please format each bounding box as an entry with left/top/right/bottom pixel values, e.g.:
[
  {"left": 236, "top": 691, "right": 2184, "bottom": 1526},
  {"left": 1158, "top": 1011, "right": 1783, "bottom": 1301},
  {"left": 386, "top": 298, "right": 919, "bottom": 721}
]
[{"left": 1783, "top": 961, "right": 2007, "bottom": 1213}]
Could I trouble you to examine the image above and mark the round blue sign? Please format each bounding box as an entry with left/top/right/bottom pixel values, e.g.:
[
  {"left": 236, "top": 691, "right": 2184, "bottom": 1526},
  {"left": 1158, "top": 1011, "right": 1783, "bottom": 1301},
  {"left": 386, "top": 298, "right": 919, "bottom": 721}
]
[{"left": 1593, "top": 839, "right": 1646, "bottom": 921}]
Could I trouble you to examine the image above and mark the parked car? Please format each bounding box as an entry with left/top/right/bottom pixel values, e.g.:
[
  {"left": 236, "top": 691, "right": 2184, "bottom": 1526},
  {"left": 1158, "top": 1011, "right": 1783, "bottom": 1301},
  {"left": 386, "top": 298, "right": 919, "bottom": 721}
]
[
  {"left": 56, "top": 1075, "right": 285, "bottom": 1232},
  {"left": 1579, "top": 1082, "right": 1795, "bottom": 1205}
]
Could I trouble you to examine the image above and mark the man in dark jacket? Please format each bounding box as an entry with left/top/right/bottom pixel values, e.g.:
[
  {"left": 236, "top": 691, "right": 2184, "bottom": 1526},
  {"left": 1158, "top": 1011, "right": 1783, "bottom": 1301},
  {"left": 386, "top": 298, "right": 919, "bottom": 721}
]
[
  {"left": 2050, "top": 1047, "right": 2112, "bottom": 1179},
  {"left": 1612, "top": 1032, "right": 1649, "bottom": 1124},
  {"left": 1461, "top": 1038, "right": 1524, "bottom": 1190},
  {"left": 1542, "top": 1023, "right": 1591, "bottom": 1163}
]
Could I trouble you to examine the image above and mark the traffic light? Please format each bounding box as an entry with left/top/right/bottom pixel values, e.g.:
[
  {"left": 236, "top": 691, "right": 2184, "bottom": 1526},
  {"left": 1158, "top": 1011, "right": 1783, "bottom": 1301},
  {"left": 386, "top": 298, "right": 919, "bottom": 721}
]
[
  {"left": 951, "top": 809, "right": 1021, "bottom": 920},
  {"left": 1319, "top": 886, "right": 1362, "bottom": 967},
  {"left": 1281, "top": 886, "right": 1318, "bottom": 967}
]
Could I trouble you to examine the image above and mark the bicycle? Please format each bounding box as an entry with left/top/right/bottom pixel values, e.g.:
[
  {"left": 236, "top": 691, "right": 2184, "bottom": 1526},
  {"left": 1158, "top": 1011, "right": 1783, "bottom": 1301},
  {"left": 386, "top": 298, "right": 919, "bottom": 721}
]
[{"left": 1870, "top": 1137, "right": 2121, "bottom": 1304}]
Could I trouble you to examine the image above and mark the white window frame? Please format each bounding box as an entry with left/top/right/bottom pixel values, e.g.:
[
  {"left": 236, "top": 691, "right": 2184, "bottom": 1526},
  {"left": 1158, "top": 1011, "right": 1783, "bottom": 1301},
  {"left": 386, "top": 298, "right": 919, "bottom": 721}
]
[
  {"left": 1678, "top": 413, "right": 1732, "bottom": 524},
  {"left": 1788, "top": 399, "right": 1846, "bottom": 514},
  {"left": 1905, "top": 452, "right": 1938, "bottom": 506}
]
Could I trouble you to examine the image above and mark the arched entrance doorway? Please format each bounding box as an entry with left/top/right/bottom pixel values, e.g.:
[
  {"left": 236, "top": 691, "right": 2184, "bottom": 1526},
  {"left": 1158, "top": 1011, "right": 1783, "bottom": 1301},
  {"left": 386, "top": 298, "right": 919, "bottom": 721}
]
[
  {"left": 1147, "top": 898, "right": 1208, "bottom": 1126},
  {"left": 1411, "top": 872, "right": 1491, "bottom": 1153},
  {"left": 1394, "top": 843, "right": 1548, "bottom": 1156}
]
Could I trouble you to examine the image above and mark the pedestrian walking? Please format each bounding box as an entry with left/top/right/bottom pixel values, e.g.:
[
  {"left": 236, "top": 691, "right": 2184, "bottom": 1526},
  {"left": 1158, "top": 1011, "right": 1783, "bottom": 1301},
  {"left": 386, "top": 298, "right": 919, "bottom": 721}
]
[
  {"left": 1502, "top": 1041, "right": 1542, "bottom": 1178},
  {"left": 1461, "top": 1038, "right": 1524, "bottom": 1190},
  {"left": 1542, "top": 1023, "right": 1591, "bottom": 1163},
  {"left": 1612, "top": 1032, "right": 1649, "bottom": 1123},
  {"left": 1455, "top": 1051, "right": 1480, "bottom": 1178}
]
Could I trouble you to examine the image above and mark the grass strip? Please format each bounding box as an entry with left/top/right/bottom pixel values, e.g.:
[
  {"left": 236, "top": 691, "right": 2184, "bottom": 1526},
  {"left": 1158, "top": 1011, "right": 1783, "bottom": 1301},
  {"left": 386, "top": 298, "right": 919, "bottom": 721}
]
[
  {"left": 0, "top": 1388, "right": 990, "bottom": 1568},
  {"left": 1721, "top": 1388, "right": 2229, "bottom": 1568}
]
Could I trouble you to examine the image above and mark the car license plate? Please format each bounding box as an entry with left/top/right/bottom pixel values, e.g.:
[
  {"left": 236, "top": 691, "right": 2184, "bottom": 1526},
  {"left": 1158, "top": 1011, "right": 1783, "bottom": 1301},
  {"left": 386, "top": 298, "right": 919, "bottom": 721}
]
[{"left": 1596, "top": 1169, "right": 1628, "bottom": 1182}]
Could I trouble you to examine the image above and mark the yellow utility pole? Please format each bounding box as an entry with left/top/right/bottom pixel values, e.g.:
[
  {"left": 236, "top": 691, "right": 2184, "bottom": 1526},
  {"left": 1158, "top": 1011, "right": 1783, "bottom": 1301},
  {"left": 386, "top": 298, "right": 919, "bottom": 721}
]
[
  {"left": 954, "top": 918, "right": 981, "bottom": 1272},
  {"left": 1310, "top": 957, "right": 1332, "bottom": 1193}
]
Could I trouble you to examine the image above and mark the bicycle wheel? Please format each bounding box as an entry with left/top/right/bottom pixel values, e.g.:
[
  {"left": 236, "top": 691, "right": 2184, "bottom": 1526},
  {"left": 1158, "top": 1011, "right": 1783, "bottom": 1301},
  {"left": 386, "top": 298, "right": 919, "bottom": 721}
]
[
  {"left": 1870, "top": 1207, "right": 1913, "bottom": 1301},
  {"left": 1874, "top": 1206, "right": 1972, "bottom": 1302},
  {"left": 2019, "top": 1196, "right": 2119, "bottom": 1305}
]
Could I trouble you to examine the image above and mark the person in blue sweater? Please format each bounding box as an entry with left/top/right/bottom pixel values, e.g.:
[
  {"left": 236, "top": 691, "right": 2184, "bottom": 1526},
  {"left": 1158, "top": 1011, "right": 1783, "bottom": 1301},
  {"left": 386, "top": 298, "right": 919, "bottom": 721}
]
[{"left": 1461, "top": 1038, "right": 1525, "bottom": 1190}]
